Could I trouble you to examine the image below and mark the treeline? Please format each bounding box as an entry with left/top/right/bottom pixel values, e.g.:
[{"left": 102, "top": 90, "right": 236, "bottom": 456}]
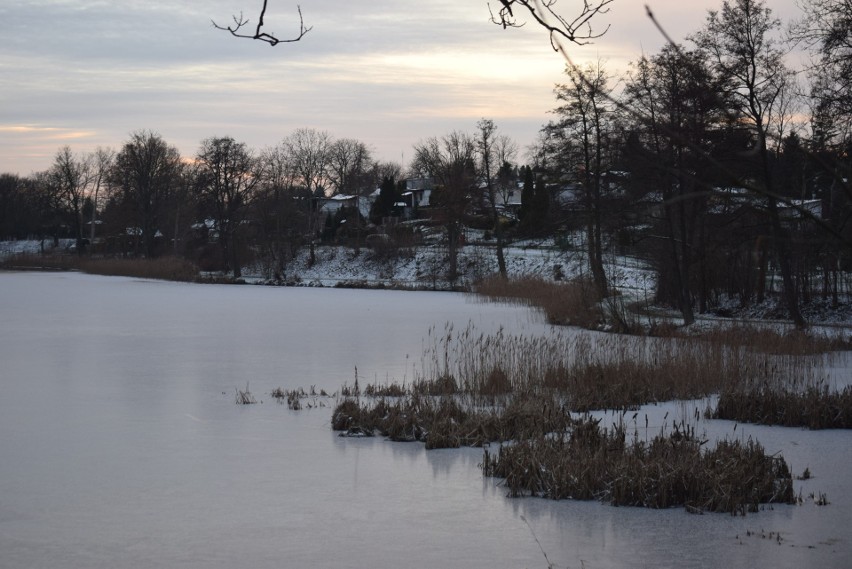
[
  {"left": 0, "top": 129, "right": 405, "bottom": 280},
  {"left": 1, "top": 0, "right": 851, "bottom": 326}
]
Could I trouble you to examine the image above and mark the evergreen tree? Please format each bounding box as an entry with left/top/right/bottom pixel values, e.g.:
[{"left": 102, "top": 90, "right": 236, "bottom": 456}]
[
  {"left": 518, "top": 166, "right": 534, "bottom": 222},
  {"left": 369, "top": 176, "right": 399, "bottom": 224}
]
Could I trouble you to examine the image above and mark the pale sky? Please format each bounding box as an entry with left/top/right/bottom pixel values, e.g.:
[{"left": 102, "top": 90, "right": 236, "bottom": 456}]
[{"left": 1, "top": 0, "right": 804, "bottom": 176}]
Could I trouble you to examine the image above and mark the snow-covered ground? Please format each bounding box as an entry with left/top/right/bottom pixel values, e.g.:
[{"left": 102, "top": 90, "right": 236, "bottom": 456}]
[
  {"left": 0, "top": 238, "right": 76, "bottom": 258},
  {"left": 1, "top": 236, "right": 654, "bottom": 293},
  {"left": 256, "top": 241, "right": 655, "bottom": 294}
]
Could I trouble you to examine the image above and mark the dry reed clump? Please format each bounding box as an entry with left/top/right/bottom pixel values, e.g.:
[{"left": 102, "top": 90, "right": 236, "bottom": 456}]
[
  {"left": 235, "top": 383, "right": 257, "bottom": 404},
  {"left": 272, "top": 386, "right": 331, "bottom": 410},
  {"left": 331, "top": 392, "right": 575, "bottom": 448},
  {"left": 481, "top": 417, "right": 795, "bottom": 514},
  {"left": 363, "top": 381, "right": 407, "bottom": 397},
  {"left": 474, "top": 276, "right": 603, "bottom": 328},
  {"left": 677, "top": 324, "right": 852, "bottom": 356},
  {"left": 714, "top": 384, "right": 852, "bottom": 429}
]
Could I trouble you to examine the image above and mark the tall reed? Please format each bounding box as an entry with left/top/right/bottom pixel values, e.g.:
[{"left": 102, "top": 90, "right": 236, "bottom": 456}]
[{"left": 409, "top": 323, "right": 820, "bottom": 411}]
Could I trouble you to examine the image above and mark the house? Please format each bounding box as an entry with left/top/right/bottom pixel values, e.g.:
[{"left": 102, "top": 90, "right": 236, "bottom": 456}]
[
  {"left": 779, "top": 199, "right": 823, "bottom": 221},
  {"left": 316, "top": 194, "right": 372, "bottom": 219},
  {"left": 392, "top": 178, "right": 433, "bottom": 220}
]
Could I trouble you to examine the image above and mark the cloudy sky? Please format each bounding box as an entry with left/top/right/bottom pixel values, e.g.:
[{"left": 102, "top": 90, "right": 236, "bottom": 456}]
[{"left": 1, "top": 0, "right": 804, "bottom": 175}]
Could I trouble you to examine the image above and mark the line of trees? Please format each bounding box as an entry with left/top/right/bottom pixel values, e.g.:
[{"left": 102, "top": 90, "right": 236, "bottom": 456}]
[{"left": 0, "top": 128, "right": 409, "bottom": 279}]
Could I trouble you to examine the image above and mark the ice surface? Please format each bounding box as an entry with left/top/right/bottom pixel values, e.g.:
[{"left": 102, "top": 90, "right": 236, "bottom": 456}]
[{"left": 0, "top": 272, "right": 850, "bottom": 569}]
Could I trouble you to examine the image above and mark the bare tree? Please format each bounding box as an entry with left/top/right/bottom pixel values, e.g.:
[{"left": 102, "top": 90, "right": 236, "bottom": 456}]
[
  {"left": 791, "top": 0, "right": 852, "bottom": 130},
  {"left": 548, "top": 61, "right": 615, "bottom": 298},
  {"left": 326, "top": 138, "right": 373, "bottom": 252},
  {"left": 326, "top": 138, "right": 372, "bottom": 196},
  {"left": 111, "top": 131, "right": 183, "bottom": 258},
  {"left": 284, "top": 128, "right": 331, "bottom": 197},
  {"left": 195, "top": 136, "right": 260, "bottom": 278},
  {"left": 476, "top": 119, "right": 516, "bottom": 278},
  {"left": 282, "top": 128, "right": 332, "bottom": 262},
  {"left": 49, "top": 146, "right": 93, "bottom": 254},
  {"left": 412, "top": 132, "right": 478, "bottom": 285},
  {"left": 255, "top": 143, "right": 306, "bottom": 278},
  {"left": 369, "top": 161, "right": 404, "bottom": 190},
  {"left": 88, "top": 147, "right": 115, "bottom": 244}
]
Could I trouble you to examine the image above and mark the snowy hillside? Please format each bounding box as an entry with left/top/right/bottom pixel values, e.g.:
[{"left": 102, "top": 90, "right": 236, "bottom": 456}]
[{"left": 246, "top": 240, "right": 656, "bottom": 297}]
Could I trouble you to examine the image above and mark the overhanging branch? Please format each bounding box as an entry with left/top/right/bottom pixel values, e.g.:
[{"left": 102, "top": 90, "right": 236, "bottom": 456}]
[
  {"left": 212, "top": 1, "right": 311, "bottom": 46},
  {"left": 490, "top": 0, "right": 613, "bottom": 48}
]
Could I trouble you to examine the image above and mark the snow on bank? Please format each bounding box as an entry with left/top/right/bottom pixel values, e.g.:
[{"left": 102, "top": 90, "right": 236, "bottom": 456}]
[
  {"left": 0, "top": 239, "right": 76, "bottom": 259},
  {"left": 1, "top": 238, "right": 655, "bottom": 295},
  {"left": 248, "top": 241, "right": 657, "bottom": 298}
]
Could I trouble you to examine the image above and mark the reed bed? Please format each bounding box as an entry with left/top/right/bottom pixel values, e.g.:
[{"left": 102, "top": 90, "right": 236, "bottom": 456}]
[
  {"left": 2, "top": 253, "right": 199, "bottom": 282},
  {"left": 474, "top": 276, "right": 604, "bottom": 328},
  {"left": 481, "top": 417, "right": 795, "bottom": 515},
  {"left": 475, "top": 276, "right": 852, "bottom": 357},
  {"left": 332, "top": 391, "right": 798, "bottom": 512},
  {"left": 332, "top": 392, "right": 573, "bottom": 448},
  {"left": 714, "top": 384, "right": 852, "bottom": 429},
  {"left": 677, "top": 324, "right": 852, "bottom": 356},
  {"left": 330, "top": 323, "right": 830, "bottom": 512},
  {"left": 410, "top": 323, "right": 819, "bottom": 411}
]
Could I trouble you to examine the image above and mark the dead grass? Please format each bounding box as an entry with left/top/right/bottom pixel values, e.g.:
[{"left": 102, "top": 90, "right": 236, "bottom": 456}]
[
  {"left": 714, "top": 384, "right": 852, "bottom": 429},
  {"left": 2, "top": 253, "right": 199, "bottom": 282},
  {"left": 672, "top": 324, "right": 852, "bottom": 356},
  {"left": 474, "top": 276, "right": 604, "bottom": 329},
  {"left": 476, "top": 277, "right": 852, "bottom": 356},
  {"left": 81, "top": 256, "right": 199, "bottom": 282},
  {"left": 0, "top": 253, "right": 77, "bottom": 271}
]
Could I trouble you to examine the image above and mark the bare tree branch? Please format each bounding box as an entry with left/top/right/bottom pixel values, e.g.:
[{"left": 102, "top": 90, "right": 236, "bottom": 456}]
[
  {"left": 218, "top": 1, "right": 609, "bottom": 49},
  {"left": 490, "top": 0, "right": 614, "bottom": 48},
  {"left": 212, "top": 1, "right": 311, "bottom": 46}
]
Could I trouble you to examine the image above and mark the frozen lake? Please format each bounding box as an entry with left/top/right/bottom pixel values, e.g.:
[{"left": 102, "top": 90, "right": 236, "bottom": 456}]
[{"left": 0, "top": 271, "right": 850, "bottom": 568}]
